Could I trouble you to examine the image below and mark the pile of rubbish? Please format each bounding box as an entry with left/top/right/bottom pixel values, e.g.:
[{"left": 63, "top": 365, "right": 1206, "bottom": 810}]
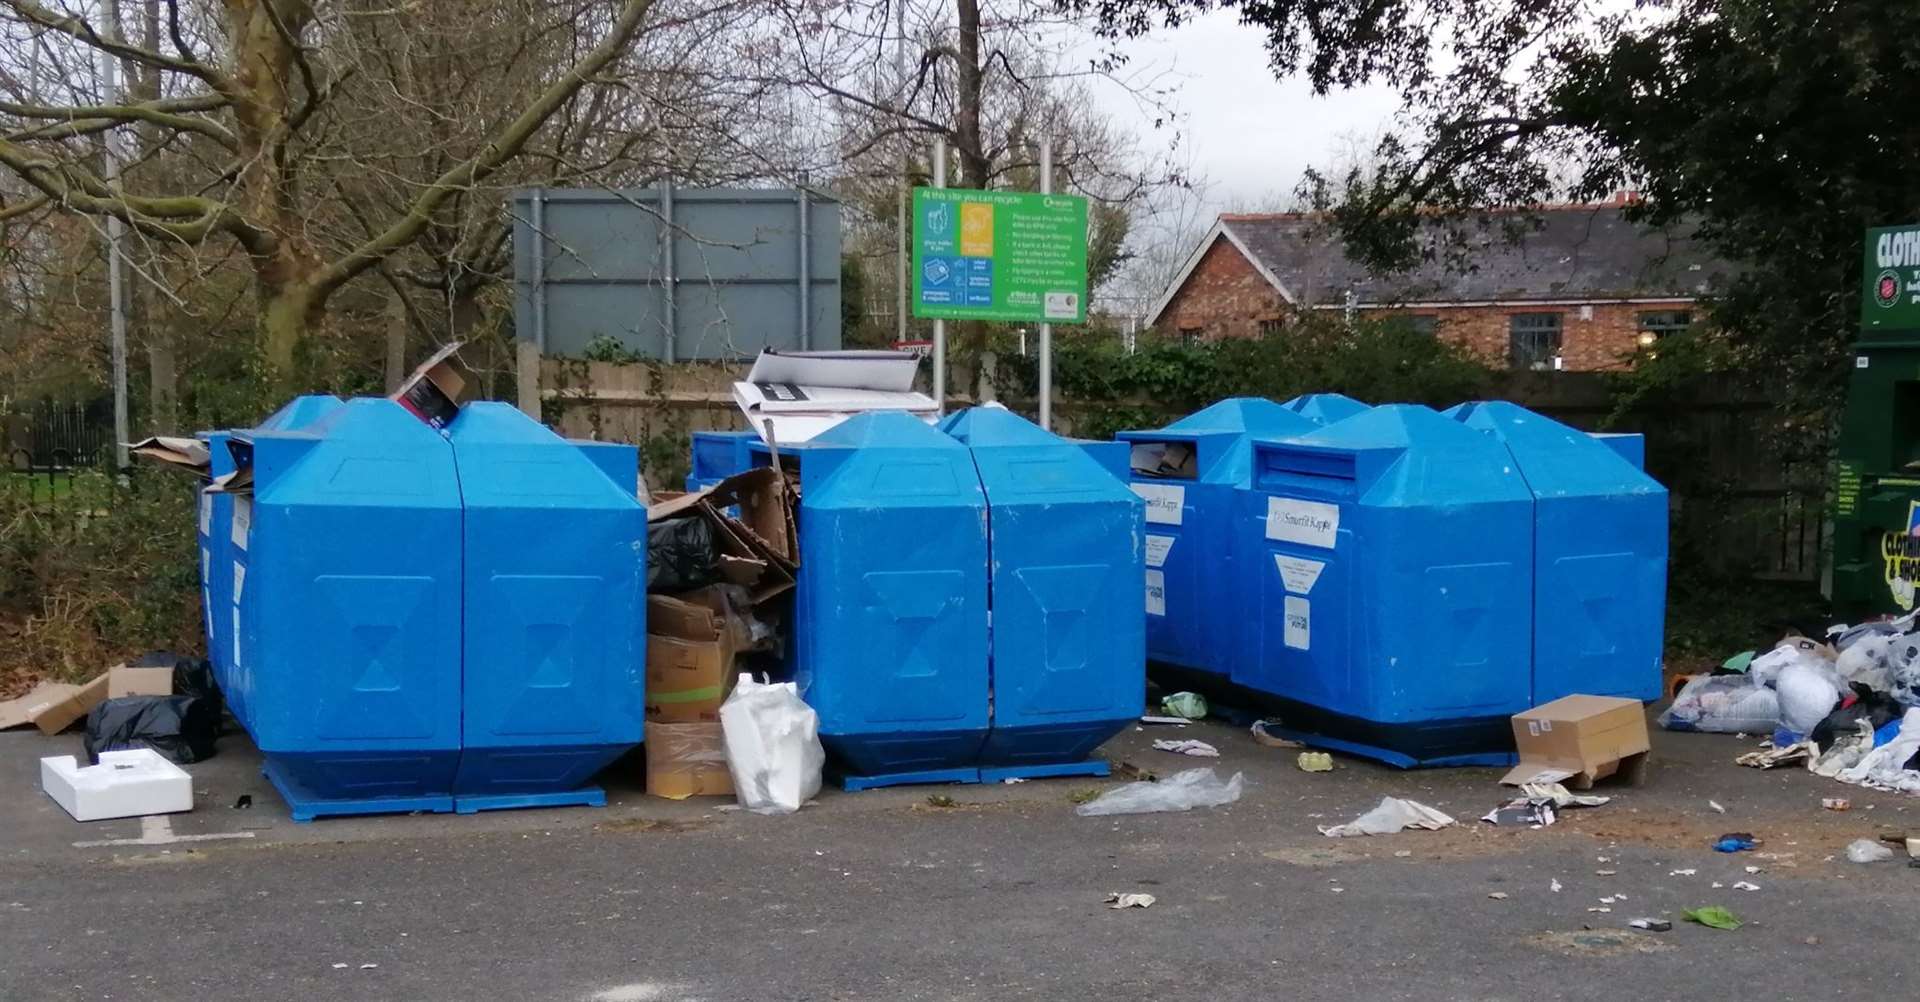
[{"left": 1662, "top": 611, "right": 1920, "bottom": 794}]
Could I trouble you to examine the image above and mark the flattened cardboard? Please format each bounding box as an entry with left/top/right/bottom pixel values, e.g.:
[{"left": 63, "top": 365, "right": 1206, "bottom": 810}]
[
  {"left": 644, "top": 722, "right": 735, "bottom": 799},
  {"left": 128, "top": 436, "right": 211, "bottom": 474},
  {"left": 647, "top": 468, "right": 797, "bottom": 603},
  {"left": 107, "top": 665, "right": 173, "bottom": 700},
  {"left": 0, "top": 681, "right": 81, "bottom": 730},
  {"left": 206, "top": 435, "right": 256, "bottom": 494},
  {"left": 33, "top": 674, "right": 110, "bottom": 735},
  {"left": 1501, "top": 694, "right": 1651, "bottom": 790}
]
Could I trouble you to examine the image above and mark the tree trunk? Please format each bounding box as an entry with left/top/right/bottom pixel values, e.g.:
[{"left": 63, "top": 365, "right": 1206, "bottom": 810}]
[
  {"left": 953, "top": 0, "right": 990, "bottom": 188},
  {"left": 260, "top": 283, "right": 320, "bottom": 394},
  {"left": 147, "top": 324, "right": 177, "bottom": 433}
]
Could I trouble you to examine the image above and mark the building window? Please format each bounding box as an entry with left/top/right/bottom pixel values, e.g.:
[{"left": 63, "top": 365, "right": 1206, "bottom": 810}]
[
  {"left": 1178, "top": 326, "right": 1203, "bottom": 348},
  {"left": 1258, "top": 318, "right": 1284, "bottom": 337},
  {"left": 1636, "top": 310, "right": 1692, "bottom": 346},
  {"left": 1508, "top": 313, "right": 1564, "bottom": 370}
]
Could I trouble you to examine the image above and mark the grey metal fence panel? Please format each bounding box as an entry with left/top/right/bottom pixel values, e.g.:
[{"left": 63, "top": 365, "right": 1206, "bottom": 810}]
[{"left": 512, "top": 187, "right": 841, "bottom": 360}]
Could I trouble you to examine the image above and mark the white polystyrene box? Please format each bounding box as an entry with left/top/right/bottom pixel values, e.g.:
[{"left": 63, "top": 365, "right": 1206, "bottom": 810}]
[{"left": 40, "top": 749, "right": 193, "bottom": 822}]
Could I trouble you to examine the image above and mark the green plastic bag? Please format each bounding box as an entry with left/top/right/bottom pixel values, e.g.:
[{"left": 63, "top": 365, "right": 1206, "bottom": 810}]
[
  {"left": 1684, "top": 905, "right": 1741, "bottom": 930},
  {"left": 1161, "top": 692, "right": 1208, "bottom": 720}
]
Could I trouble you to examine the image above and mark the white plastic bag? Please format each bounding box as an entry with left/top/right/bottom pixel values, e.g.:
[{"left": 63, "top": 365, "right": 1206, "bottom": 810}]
[
  {"left": 1776, "top": 660, "right": 1843, "bottom": 735},
  {"left": 719, "top": 674, "right": 824, "bottom": 815},
  {"left": 1074, "top": 767, "right": 1243, "bottom": 817},
  {"left": 1657, "top": 675, "right": 1779, "bottom": 733},
  {"left": 1836, "top": 632, "right": 1897, "bottom": 692},
  {"left": 1846, "top": 838, "right": 1895, "bottom": 864},
  {"left": 1319, "top": 797, "right": 1455, "bottom": 837}
]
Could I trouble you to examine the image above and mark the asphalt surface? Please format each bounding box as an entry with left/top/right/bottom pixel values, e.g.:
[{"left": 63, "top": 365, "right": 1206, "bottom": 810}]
[{"left": 4, "top": 714, "right": 1918, "bottom": 1001}]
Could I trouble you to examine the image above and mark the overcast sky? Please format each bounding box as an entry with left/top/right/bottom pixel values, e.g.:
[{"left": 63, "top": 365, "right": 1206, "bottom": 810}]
[{"left": 1083, "top": 10, "right": 1405, "bottom": 215}]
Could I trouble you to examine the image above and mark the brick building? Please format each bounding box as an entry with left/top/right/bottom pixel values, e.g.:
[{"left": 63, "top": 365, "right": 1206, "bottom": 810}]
[{"left": 1148, "top": 202, "right": 1729, "bottom": 371}]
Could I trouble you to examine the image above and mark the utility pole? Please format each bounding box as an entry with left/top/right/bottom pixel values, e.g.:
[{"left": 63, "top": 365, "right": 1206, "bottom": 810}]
[{"left": 99, "top": 0, "right": 130, "bottom": 472}]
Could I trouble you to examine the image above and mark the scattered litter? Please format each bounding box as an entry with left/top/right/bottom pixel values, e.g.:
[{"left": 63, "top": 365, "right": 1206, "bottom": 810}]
[
  {"left": 1600, "top": 896, "right": 1617, "bottom": 904},
  {"left": 1296, "top": 751, "right": 1333, "bottom": 772},
  {"left": 331, "top": 963, "right": 349, "bottom": 970},
  {"left": 1595, "top": 869, "right": 1617, "bottom": 876},
  {"left": 1319, "top": 797, "right": 1454, "bottom": 837},
  {"left": 1523, "top": 782, "right": 1609, "bottom": 808},
  {"left": 1597, "top": 856, "right": 1612, "bottom": 863},
  {"left": 1712, "top": 832, "right": 1757, "bottom": 853},
  {"left": 1140, "top": 715, "right": 1191, "bottom": 726},
  {"left": 1732, "top": 881, "right": 1760, "bottom": 891},
  {"left": 1823, "top": 798, "right": 1852, "bottom": 811},
  {"left": 1159, "top": 692, "right": 1208, "bottom": 720},
  {"left": 1669, "top": 868, "right": 1696, "bottom": 876},
  {"left": 1482, "top": 799, "right": 1555, "bottom": 827},
  {"left": 40, "top": 750, "right": 192, "bottom": 822},
  {"left": 1000, "top": 777, "right": 1026, "bottom": 784},
  {"left": 1330, "top": 887, "right": 1345, "bottom": 893},
  {"left": 1629, "top": 918, "right": 1672, "bottom": 932},
  {"left": 1488, "top": 892, "right": 1509, "bottom": 900},
  {"left": 1588, "top": 907, "right": 1612, "bottom": 913},
  {"left": 1847, "top": 838, "right": 1896, "bottom": 863},
  {"left": 1684, "top": 905, "right": 1742, "bottom": 931},
  {"left": 1736, "top": 741, "right": 1814, "bottom": 769},
  {"left": 1152, "top": 739, "right": 1220, "bottom": 758},
  {"left": 1393, "top": 850, "right": 1413, "bottom": 858},
  {"left": 1075, "top": 767, "right": 1243, "bottom": 817},
  {"left": 1550, "top": 879, "right": 1563, "bottom": 893},
  {"left": 1709, "top": 800, "right": 1726, "bottom": 813},
  {"left": 1249, "top": 720, "right": 1303, "bottom": 747},
  {"left": 1711, "top": 882, "right": 1724, "bottom": 888},
  {"left": 1743, "top": 865, "right": 1762, "bottom": 874},
  {"left": 1105, "top": 892, "right": 1156, "bottom": 909},
  {"left": 359, "top": 964, "right": 378, "bottom": 971},
  {"left": 232, "top": 794, "right": 252, "bottom": 810}
]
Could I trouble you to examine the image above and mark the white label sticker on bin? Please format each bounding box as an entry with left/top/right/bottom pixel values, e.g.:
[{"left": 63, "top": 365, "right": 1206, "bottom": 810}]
[
  {"left": 198, "top": 493, "right": 211, "bottom": 536},
  {"left": 231, "top": 616, "right": 242, "bottom": 670},
  {"left": 1539, "top": 720, "right": 1552, "bottom": 733},
  {"left": 1527, "top": 720, "right": 1540, "bottom": 737},
  {"left": 1283, "top": 596, "right": 1310, "bottom": 650},
  {"left": 1275, "top": 554, "right": 1325, "bottom": 595},
  {"left": 230, "top": 496, "right": 252, "bottom": 551},
  {"left": 1265, "top": 497, "right": 1339, "bottom": 548},
  {"left": 1131, "top": 483, "right": 1185, "bottom": 525},
  {"left": 1145, "top": 569, "right": 1166, "bottom": 616},
  {"left": 1145, "top": 534, "right": 1176, "bottom": 568},
  {"left": 232, "top": 562, "right": 246, "bottom": 604},
  {"left": 200, "top": 547, "right": 209, "bottom": 580}
]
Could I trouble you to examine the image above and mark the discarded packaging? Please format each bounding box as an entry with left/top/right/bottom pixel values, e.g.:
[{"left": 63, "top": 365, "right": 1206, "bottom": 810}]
[
  {"left": 127, "top": 435, "right": 212, "bottom": 472},
  {"left": 1074, "top": 767, "right": 1244, "bottom": 817},
  {"left": 1296, "top": 751, "right": 1333, "bottom": 772},
  {"left": 1683, "top": 905, "right": 1742, "bottom": 931},
  {"left": 644, "top": 722, "right": 734, "bottom": 800},
  {"left": 719, "top": 675, "right": 823, "bottom": 815},
  {"left": 1501, "top": 695, "right": 1650, "bottom": 790},
  {"left": 1847, "top": 838, "right": 1896, "bottom": 863},
  {"left": 1629, "top": 918, "right": 1672, "bottom": 932},
  {"left": 1152, "top": 739, "right": 1219, "bottom": 758},
  {"left": 1732, "top": 881, "right": 1760, "bottom": 891},
  {"left": 1487, "top": 892, "right": 1509, "bottom": 900},
  {"left": 1319, "top": 797, "right": 1455, "bottom": 837},
  {"left": 84, "top": 694, "right": 220, "bottom": 764},
  {"left": 41, "top": 749, "right": 193, "bottom": 822},
  {"left": 1140, "top": 715, "right": 1192, "bottom": 726},
  {"left": 1160, "top": 692, "right": 1208, "bottom": 720},
  {"left": 1823, "top": 798, "right": 1852, "bottom": 811},
  {"left": 648, "top": 468, "right": 797, "bottom": 604},
  {"left": 1105, "top": 892, "right": 1156, "bottom": 909},
  {"left": 1658, "top": 675, "right": 1779, "bottom": 734},
  {"left": 1249, "top": 719, "right": 1304, "bottom": 747},
  {"left": 731, "top": 349, "right": 936, "bottom": 444},
  {"left": 1712, "top": 832, "right": 1757, "bottom": 853},
  {"left": 1482, "top": 799, "right": 1555, "bottom": 827}
]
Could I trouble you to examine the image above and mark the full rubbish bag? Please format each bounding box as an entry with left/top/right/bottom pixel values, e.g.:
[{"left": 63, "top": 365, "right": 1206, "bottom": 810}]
[
  {"left": 1074, "top": 767, "right": 1244, "bottom": 817},
  {"left": 647, "top": 516, "right": 718, "bottom": 593},
  {"left": 1657, "top": 676, "right": 1779, "bottom": 733},
  {"left": 83, "top": 695, "right": 219, "bottom": 764},
  {"left": 719, "top": 674, "right": 823, "bottom": 815}
]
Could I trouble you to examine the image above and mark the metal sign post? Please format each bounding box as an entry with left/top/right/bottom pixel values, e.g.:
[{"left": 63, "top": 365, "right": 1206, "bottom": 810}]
[
  {"left": 931, "top": 138, "right": 947, "bottom": 415},
  {"left": 1038, "top": 137, "right": 1053, "bottom": 431}
]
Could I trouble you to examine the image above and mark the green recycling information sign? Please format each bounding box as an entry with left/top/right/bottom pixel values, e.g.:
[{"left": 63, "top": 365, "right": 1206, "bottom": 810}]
[
  {"left": 911, "top": 187, "right": 1088, "bottom": 324},
  {"left": 1864, "top": 223, "right": 1920, "bottom": 330}
]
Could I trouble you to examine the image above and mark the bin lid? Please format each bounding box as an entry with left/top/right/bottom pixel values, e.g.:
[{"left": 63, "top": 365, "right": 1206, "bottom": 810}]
[
  {"left": 1446, "top": 400, "right": 1666, "bottom": 500},
  {"left": 1269, "top": 403, "right": 1533, "bottom": 505},
  {"left": 258, "top": 395, "right": 345, "bottom": 432},
  {"left": 1119, "top": 398, "right": 1318, "bottom": 485},
  {"left": 1280, "top": 392, "right": 1370, "bottom": 425}
]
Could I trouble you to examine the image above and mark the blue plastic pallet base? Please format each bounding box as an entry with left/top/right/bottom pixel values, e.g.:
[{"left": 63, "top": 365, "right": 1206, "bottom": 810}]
[
  {"left": 453, "top": 788, "right": 607, "bottom": 815},
  {"left": 837, "top": 766, "right": 983, "bottom": 792},
  {"left": 263, "top": 761, "right": 455, "bottom": 824},
  {"left": 1275, "top": 729, "right": 1517, "bottom": 770},
  {"left": 979, "top": 759, "right": 1110, "bottom": 783}
]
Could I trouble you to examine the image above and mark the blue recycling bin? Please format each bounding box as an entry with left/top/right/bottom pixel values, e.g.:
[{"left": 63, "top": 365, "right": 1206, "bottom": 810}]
[
  {"left": 686, "top": 430, "right": 757, "bottom": 491},
  {"left": 1115, "top": 399, "right": 1319, "bottom": 684},
  {"left": 788, "top": 412, "right": 992, "bottom": 789},
  {"left": 237, "top": 398, "right": 465, "bottom": 820},
  {"left": 1281, "top": 392, "right": 1370, "bottom": 425},
  {"left": 200, "top": 395, "right": 344, "bottom": 729},
  {"left": 446, "top": 403, "right": 648, "bottom": 813},
  {"left": 1236, "top": 404, "right": 1535, "bottom": 767},
  {"left": 1447, "top": 401, "right": 1667, "bottom": 703},
  {"left": 939, "top": 408, "right": 1145, "bottom": 782}
]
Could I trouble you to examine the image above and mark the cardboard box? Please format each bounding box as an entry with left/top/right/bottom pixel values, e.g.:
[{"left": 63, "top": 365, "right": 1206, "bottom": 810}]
[
  {"left": 392, "top": 342, "right": 469, "bottom": 430},
  {"left": 41, "top": 749, "right": 193, "bottom": 821},
  {"left": 0, "top": 681, "right": 81, "bottom": 730},
  {"left": 31, "top": 674, "right": 110, "bottom": 735},
  {"left": 1501, "top": 694, "right": 1651, "bottom": 790},
  {"left": 644, "top": 722, "right": 734, "bottom": 799},
  {"left": 645, "top": 635, "right": 731, "bottom": 722},
  {"left": 128, "top": 435, "right": 211, "bottom": 475},
  {"left": 731, "top": 349, "right": 936, "bottom": 445},
  {"left": 107, "top": 664, "right": 174, "bottom": 700}
]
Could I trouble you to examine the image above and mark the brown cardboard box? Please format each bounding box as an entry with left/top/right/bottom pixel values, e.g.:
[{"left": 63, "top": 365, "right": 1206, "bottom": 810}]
[
  {"left": 108, "top": 664, "right": 174, "bottom": 699},
  {"left": 644, "top": 722, "right": 734, "bottom": 799},
  {"left": 645, "top": 635, "right": 731, "bottom": 722},
  {"left": 32, "top": 674, "right": 110, "bottom": 735},
  {"left": 648, "top": 468, "right": 797, "bottom": 604},
  {"left": 1500, "top": 694, "right": 1651, "bottom": 790},
  {"left": 0, "top": 681, "right": 82, "bottom": 730}
]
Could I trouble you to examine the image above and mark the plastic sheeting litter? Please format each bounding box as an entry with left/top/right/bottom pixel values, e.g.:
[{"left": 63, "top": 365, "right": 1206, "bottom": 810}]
[
  {"left": 1319, "top": 797, "right": 1455, "bottom": 837},
  {"left": 1074, "top": 767, "right": 1244, "bottom": 817},
  {"left": 1151, "top": 739, "right": 1219, "bottom": 758},
  {"left": 1847, "top": 838, "right": 1895, "bottom": 863},
  {"left": 1836, "top": 708, "right": 1920, "bottom": 794},
  {"left": 1658, "top": 676, "right": 1780, "bottom": 734},
  {"left": 1105, "top": 892, "right": 1156, "bottom": 909}
]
